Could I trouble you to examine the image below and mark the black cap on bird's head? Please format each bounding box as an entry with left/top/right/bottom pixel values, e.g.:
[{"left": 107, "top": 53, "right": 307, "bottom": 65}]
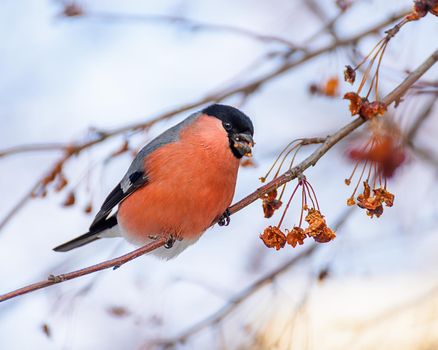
[{"left": 202, "top": 104, "right": 254, "bottom": 159}]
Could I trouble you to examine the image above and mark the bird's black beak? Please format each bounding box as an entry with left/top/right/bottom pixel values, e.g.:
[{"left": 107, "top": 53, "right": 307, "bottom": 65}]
[{"left": 231, "top": 132, "right": 254, "bottom": 157}]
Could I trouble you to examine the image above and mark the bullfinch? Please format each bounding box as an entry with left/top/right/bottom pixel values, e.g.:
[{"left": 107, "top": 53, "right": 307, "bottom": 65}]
[{"left": 53, "top": 104, "right": 254, "bottom": 259}]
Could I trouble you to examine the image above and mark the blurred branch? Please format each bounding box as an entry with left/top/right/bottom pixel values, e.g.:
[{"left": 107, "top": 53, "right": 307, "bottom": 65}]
[
  {"left": 81, "top": 12, "right": 304, "bottom": 51},
  {"left": 304, "top": 0, "right": 341, "bottom": 40},
  {"left": 0, "top": 238, "right": 166, "bottom": 303},
  {"left": 1, "top": 47, "right": 435, "bottom": 304},
  {"left": 405, "top": 98, "right": 438, "bottom": 168},
  {"left": 409, "top": 144, "right": 438, "bottom": 168},
  {"left": 150, "top": 246, "right": 318, "bottom": 349},
  {"left": 405, "top": 97, "right": 436, "bottom": 141},
  {"left": 0, "top": 185, "right": 39, "bottom": 232},
  {"left": 149, "top": 208, "right": 353, "bottom": 349},
  {"left": 0, "top": 10, "right": 407, "bottom": 231},
  {"left": 0, "top": 143, "right": 67, "bottom": 158}
]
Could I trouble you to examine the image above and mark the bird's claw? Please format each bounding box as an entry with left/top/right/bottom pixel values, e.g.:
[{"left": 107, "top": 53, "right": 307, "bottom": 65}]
[
  {"left": 218, "top": 209, "right": 231, "bottom": 226},
  {"left": 164, "top": 236, "right": 175, "bottom": 249}
]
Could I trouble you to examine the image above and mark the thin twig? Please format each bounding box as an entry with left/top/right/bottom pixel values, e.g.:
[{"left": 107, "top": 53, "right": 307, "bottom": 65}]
[
  {"left": 304, "top": 0, "right": 343, "bottom": 40},
  {"left": 409, "top": 144, "right": 438, "bottom": 168},
  {"left": 1, "top": 47, "right": 435, "bottom": 304},
  {"left": 0, "top": 238, "right": 166, "bottom": 302},
  {"left": 404, "top": 97, "right": 438, "bottom": 167},
  {"left": 82, "top": 12, "right": 303, "bottom": 51},
  {"left": 0, "top": 143, "right": 68, "bottom": 158},
  {"left": 405, "top": 97, "right": 436, "bottom": 141},
  {"left": 149, "top": 246, "right": 318, "bottom": 349},
  {"left": 0, "top": 184, "right": 39, "bottom": 231}
]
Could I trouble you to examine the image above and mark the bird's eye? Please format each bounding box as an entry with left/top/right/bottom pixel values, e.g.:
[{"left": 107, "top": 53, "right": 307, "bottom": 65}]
[{"left": 223, "top": 122, "right": 232, "bottom": 131}]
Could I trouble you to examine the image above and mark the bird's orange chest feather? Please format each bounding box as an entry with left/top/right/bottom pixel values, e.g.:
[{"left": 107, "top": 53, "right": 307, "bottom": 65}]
[{"left": 117, "top": 115, "right": 239, "bottom": 242}]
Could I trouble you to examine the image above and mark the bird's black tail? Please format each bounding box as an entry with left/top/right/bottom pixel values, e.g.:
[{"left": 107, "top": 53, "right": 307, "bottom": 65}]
[
  {"left": 53, "top": 216, "right": 118, "bottom": 252},
  {"left": 53, "top": 232, "right": 101, "bottom": 252}
]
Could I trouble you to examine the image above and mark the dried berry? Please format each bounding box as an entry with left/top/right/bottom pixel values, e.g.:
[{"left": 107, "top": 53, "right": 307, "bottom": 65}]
[
  {"left": 63, "top": 3, "right": 84, "bottom": 17},
  {"left": 304, "top": 209, "right": 336, "bottom": 244},
  {"left": 344, "top": 65, "right": 356, "bottom": 84},
  {"left": 84, "top": 202, "right": 93, "bottom": 214},
  {"left": 107, "top": 306, "right": 131, "bottom": 318},
  {"left": 374, "top": 188, "right": 394, "bottom": 207},
  {"left": 62, "top": 191, "right": 76, "bottom": 207},
  {"left": 55, "top": 173, "right": 68, "bottom": 192},
  {"left": 324, "top": 77, "right": 339, "bottom": 97},
  {"left": 309, "top": 77, "right": 339, "bottom": 97},
  {"left": 348, "top": 134, "right": 405, "bottom": 178},
  {"left": 317, "top": 267, "right": 330, "bottom": 282},
  {"left": 344, "top": 92, "right": 364, "bottom": 116},
  {"left": 359, "top": 101, "right": 387, "bottom": 120},
  {"left": 261, "top": 189, "right": 283, "bottom": 218},
  {"left": 286, "top": 227, "right": 307, "bottom": 248},
  {"left": 41, "top": 323, "right": 51, "bottom": 338},
  {"left": 408, "top": 0, "right": 438, "bottom": 20},
  {"left": 240, "top": 158, "right": 256, "bottom": 168},
  {"left": 260, "top": 226, "right": 287, "bottom": 250},
  {"left": 313, "top": 226, "right": 336, "bottom": 243}
]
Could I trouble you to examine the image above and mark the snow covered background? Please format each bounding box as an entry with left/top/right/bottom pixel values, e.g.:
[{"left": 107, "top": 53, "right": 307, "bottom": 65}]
[{"left": 0, "top": 0, "right": 437, "bottom": 349}]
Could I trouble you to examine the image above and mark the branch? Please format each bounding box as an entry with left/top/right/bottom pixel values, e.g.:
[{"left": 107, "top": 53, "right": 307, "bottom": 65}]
[
  {"left": 1, "top": 47, "right": 435, "bottom": 304},
  {"left": 0, "top": 143, "right": 68, "bottom": 158},
  {"left": 409, "top": 144, "right": 438, "bottom": 168},
  {"left": 405, "top": 97, "right": 436, "bottom": 142},
  {"left": 0, "top": 238, "right": 166, "bottom": 302},
  {"left": 0, "top": 185, "right": 39, "bottom": 232},
  {"left": 404, "top": 97, "right": 438, "bottom": 167},
  {"left": 81, "top": 12, "right": 303, "bottom": 51}
]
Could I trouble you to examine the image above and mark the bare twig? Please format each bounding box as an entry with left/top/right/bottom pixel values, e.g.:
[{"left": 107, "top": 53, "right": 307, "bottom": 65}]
[
  {"left": 0, "top": 184, "right": 39, "bottom": 231},
  {"left": 0, "top": 143, "right": 68, "bottom": 158},
  {"left": 0, "top": 238, "right": 166, "bottom": 302},
  {"left": 405, "top": 97, "right": 436, "bottom": 141},
  {"left": 305, "top": 0, "right": 342, "bottom": 40},
  {"left": 80, "top": 12, "right": 303, "bottom": 51},
  {"left": 1, "top": 47, "right": 435, "bottom": 304},
  {"left": 150, "top": 246, "right": 318, "bottom": 349},
  {"left": 409, "top": 144, "right": 438, "bottom": 168},
  {"left": 404, "top": 97, "right": 438, "bottom": 167}
]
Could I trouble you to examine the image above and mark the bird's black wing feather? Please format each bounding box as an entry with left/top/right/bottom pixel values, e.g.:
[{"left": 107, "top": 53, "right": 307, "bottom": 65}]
[{"left": 89, "top": 171, "right": 148, "bottom": 232}]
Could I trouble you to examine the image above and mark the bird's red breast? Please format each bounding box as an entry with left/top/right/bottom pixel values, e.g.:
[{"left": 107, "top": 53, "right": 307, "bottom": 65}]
[{"left": 117, "top": 114, "right": 240, "bottom": 244}]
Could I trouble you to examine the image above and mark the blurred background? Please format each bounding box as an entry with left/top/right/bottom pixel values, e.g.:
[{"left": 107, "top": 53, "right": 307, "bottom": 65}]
[{"left": 0, "top": 0, "right": 437, "bottom": 349}]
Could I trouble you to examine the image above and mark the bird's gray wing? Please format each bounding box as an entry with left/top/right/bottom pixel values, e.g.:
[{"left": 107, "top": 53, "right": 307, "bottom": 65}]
[{"left": 89, "top": 112, "right": 199, "bottom": 232}]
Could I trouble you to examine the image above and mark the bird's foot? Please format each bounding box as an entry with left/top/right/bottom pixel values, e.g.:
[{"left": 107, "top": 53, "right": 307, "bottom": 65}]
[
  {"left": 218, "top": 209, "right": 231, "bottom": 226},
  {"left": 164, "top": 236, "right": 176, "bottom": 249}
]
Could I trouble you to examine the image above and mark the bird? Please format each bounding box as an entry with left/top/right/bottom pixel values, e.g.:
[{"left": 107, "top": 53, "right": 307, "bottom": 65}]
[{"left": 53, "top": 104, "right": 254, "bottom": 259}]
